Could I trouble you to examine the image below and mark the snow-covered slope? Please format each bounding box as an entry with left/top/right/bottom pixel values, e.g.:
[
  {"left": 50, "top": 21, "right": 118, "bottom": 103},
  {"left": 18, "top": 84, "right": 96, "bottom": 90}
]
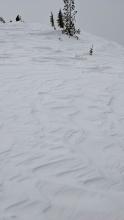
[{"left": 0, "top": 23, "right": 124, "bottom": 220}]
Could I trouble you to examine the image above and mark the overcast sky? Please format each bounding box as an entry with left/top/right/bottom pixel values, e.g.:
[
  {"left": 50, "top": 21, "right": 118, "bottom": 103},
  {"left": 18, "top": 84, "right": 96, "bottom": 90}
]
[{"left": 0, "top": 0, "right": 124, "bottom": 45}]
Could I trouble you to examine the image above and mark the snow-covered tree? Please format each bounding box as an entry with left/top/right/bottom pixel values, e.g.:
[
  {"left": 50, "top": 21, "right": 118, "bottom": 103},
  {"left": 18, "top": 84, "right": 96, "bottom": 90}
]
[
  {"left": 57, "top": 9, "right": 64, "bottom": 29},
  {"left": 62, "top": 0, "right": 80, "bottom": 37},
  {"left": 50, "top": 12, "right": 56, "bottom": 30}
]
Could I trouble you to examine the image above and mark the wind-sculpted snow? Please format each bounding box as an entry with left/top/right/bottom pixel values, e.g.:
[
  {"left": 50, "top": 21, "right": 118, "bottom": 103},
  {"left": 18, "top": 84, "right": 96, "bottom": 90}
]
[{"left": 0, "top": 23, "right": 124, "bottom": 220}]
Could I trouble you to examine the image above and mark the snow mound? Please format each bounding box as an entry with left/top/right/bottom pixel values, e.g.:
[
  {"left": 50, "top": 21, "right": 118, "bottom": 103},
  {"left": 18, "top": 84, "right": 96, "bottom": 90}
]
[{"left": 0, "top": 23, "right": 124, "bottom": 220}]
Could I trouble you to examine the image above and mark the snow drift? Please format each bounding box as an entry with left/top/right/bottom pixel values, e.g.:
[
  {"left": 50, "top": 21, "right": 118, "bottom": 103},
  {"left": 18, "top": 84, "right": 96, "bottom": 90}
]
[{"left": 0, "top": 23, "right": 124, "bottom": 220}]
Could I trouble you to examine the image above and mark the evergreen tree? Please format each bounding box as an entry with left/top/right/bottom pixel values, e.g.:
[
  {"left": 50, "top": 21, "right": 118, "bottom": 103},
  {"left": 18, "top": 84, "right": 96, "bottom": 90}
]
[
  {"left": 50, "top": 12, "right": 56, "bottom": 30},
  {"left": 0, "top": 17, "right": 6, "bottom": 24},
  {"left": 89, "top": 45, "right": 93, "bottom": 55},
  {"left": 57, "top": 9, "right": 64, "bottom": 29},
  {"left": 16, "top": 15, "right": 22, "bottom": 22},
  {"left": 62, "top": 0, "right": 80, "bottom": 37}
]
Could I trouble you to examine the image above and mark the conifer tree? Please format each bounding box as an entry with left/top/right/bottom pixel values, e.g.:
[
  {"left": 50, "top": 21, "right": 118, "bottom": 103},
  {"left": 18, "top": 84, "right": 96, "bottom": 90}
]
[
  {"left": 62, "top": 0, "right": 80, "bottom": 37},
  {"left": 50, "top": 12, "right": 56, "bottom": 30},
  {"left": 16, "top": 15, "right": 22, "bottom": 22},
  {"left": 57, "top": 9, "right": 64, "bottom": 29},
  {"left": 89, "top": 45, "right": 93, "bottom": 55}
]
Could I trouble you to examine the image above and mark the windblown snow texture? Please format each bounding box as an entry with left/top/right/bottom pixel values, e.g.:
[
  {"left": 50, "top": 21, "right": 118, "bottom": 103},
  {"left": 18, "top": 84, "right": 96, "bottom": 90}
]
[{"left": 0, "top": 23, "right": 124, "bottom": 220}]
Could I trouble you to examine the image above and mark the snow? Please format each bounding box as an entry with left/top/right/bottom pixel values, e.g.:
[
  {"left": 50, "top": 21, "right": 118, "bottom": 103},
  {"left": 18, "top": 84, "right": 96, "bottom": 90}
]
[{"left": 0, "top": 22, "right": 124, "bottom": 220}]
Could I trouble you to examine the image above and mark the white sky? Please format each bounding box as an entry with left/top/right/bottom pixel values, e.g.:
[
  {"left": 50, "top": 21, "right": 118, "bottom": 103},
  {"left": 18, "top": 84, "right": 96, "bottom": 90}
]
[{"left": 0, "top": 0, "right": 123, "bottom": 45}]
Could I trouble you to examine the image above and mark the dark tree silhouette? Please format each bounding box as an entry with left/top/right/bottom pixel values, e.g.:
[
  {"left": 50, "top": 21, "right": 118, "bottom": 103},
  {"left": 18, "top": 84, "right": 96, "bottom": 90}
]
[
  {"left": 57, "top": 9, "right": 64, "bottom": 29},
  {"left": 16, "top": 15, "right": 22, "bottom": 22},
  {"left": 50, "top": 12, "right": 56, "bottom": 30},
  {"left": 0, "top": 17, "right": 6, "bottom": 23},
  {"left": 89, "top": 45, "right": 93, "bottom": 55},
  {"left": 62, "top": 0, "right": 80, "bottom": 37}
]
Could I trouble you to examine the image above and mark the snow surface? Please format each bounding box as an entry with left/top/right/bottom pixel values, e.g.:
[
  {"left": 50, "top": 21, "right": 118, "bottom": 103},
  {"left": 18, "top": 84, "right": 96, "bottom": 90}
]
[{"left": 0, "top": 22, "right": 124, "bottom": 220}]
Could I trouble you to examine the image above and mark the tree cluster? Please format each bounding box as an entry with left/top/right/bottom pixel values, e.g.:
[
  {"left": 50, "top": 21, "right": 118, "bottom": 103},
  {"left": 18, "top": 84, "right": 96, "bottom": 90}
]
[
  {"left": 50, "top": 0, "right": 80, "bottom": 39},
  {"left": 0, "top": 15, "right": 23, "bottom": 23}
]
